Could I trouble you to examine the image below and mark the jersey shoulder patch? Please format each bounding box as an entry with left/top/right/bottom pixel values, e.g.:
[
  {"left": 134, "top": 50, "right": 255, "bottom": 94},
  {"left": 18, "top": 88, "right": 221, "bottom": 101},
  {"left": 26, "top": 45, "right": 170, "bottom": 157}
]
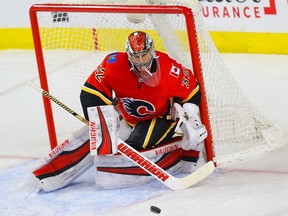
[
  {"left": 169, "top": 64, "right": 181, "bottom": 78},
  {"left": 107, "top": 52, "right": 118, "bottom": 64}
]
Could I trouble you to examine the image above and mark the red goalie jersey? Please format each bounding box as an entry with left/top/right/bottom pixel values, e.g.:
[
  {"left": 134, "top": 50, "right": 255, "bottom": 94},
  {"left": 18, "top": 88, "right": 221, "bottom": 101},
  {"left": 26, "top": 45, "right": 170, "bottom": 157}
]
[{"left": 80, "top": 51, "right": 200, "bottom": 125}]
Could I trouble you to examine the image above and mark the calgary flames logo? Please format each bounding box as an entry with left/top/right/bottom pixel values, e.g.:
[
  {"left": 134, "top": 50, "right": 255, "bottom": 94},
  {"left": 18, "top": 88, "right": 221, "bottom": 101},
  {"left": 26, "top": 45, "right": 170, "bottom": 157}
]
[{"left": 120, "top": 98, "right": 155, "bottom": 118}]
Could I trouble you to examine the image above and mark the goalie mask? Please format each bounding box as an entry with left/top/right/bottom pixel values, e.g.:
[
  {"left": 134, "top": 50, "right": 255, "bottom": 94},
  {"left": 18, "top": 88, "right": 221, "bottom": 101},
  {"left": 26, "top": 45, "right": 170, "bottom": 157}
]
[{"left": 126, "top": 31, "right": 161, "bottom": 87}]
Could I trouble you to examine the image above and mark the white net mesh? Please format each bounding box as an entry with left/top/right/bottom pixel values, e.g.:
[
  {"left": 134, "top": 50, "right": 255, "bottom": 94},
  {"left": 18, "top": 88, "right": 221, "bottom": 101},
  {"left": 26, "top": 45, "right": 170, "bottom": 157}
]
[{"left": 31, "top": 0, "right": 287, "bottom": 166}]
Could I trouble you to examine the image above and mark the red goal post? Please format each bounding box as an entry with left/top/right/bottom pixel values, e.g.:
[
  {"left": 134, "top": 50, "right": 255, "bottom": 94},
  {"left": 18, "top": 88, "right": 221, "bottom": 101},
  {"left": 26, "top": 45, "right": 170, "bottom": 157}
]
[{"left": 29, "top": 3, "right": 287, "bottom": 167}]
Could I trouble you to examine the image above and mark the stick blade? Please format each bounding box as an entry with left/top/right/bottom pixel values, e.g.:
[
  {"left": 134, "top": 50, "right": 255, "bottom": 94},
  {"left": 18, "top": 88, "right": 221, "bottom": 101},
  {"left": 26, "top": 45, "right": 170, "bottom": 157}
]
[{"left": 166, "top": 161, "right": 215, "bottom": 190}]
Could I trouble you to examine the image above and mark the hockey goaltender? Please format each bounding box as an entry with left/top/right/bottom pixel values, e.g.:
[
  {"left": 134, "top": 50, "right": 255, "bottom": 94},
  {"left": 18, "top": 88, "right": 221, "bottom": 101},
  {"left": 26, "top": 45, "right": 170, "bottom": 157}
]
[{"left": 31, "top": 31, "right": 213, "bottom": 192}]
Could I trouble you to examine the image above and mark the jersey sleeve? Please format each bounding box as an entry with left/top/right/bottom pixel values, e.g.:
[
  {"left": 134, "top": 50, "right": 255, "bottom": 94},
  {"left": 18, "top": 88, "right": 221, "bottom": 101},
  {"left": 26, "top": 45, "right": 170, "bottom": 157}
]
[
  {"left": 168, "top": 60, "right": 201, "bottom": 106},
  {"left": 80, "top": 55, "right": 113, "bottom": 119}
]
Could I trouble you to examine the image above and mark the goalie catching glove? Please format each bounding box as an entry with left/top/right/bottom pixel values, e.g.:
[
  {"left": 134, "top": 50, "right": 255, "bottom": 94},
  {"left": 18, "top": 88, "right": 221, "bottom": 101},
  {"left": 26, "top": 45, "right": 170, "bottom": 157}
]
[{"left": 177, "top": 103, "right": 208, "bottom": 151}]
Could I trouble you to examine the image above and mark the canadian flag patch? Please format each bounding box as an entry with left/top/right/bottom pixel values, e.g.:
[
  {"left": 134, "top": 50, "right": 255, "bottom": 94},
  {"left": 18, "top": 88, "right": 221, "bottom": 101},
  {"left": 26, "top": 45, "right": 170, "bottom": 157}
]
[{"left": 169, "top": 65, "right": 180, "bottom": 78}]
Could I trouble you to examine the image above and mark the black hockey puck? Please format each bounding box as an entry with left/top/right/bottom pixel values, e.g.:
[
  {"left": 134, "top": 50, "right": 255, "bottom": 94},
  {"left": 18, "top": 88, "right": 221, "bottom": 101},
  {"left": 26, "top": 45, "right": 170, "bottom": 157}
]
[{"left": 150, "top": 205, "right": 161, "bottom": 214}]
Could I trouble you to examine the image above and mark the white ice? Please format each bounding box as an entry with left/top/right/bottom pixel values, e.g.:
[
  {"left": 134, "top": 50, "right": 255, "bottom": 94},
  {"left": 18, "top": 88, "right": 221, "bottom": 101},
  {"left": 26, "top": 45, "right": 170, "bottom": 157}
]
[{"left": 0, "top": 50, "right": 288, "bottom": 216}]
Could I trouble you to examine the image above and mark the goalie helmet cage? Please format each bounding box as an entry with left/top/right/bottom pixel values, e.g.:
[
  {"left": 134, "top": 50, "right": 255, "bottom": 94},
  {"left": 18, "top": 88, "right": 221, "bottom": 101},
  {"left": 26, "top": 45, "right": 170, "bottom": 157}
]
[{"left": 29, "top": 1, "right": 287, "bottom": 167}]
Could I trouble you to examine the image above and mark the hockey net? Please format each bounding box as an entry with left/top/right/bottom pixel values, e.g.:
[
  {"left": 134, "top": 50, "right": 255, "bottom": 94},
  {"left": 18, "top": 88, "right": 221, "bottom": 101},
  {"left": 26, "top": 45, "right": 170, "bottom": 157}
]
[{"left": 30, "top": 0, "right": 287, "bottom": 167}]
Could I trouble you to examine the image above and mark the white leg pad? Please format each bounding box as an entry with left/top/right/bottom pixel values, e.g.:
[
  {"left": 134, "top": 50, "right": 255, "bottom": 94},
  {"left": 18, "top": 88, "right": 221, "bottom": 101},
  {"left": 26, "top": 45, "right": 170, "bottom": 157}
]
[{"left": 88, "top": 105, "right": 119, "bottom": 155}]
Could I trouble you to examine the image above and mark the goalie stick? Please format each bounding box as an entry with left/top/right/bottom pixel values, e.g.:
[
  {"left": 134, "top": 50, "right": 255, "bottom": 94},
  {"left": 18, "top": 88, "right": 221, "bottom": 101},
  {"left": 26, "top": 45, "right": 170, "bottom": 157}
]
[{"left": 28, "top": 81, "right": 215, "bottom": 190}]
